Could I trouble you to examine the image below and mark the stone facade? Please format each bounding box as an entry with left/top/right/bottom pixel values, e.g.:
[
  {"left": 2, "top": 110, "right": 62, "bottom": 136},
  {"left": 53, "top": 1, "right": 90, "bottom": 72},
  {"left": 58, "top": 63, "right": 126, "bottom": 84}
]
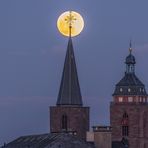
[
  {"left": 110, "top": 102, "right": 148, "bottom": 148},
  {"left": 50, "top": 106, "right": 89, "bottom": 139},
  {"left": 87, "top": 126, "right": 112, "bottom": 148},
  {"left": 111, "top": 45, "right": 148, "bottom": 148}
]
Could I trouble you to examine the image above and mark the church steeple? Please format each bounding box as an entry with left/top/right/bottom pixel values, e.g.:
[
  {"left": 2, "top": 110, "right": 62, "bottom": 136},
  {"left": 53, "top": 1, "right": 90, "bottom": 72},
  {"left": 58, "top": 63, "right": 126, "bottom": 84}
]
[
  {"left": 50, "top": 11, "right": 89, "bottom": 140},
  {"left": 56, "top": 37, "right": 83, "bottom": 106}
]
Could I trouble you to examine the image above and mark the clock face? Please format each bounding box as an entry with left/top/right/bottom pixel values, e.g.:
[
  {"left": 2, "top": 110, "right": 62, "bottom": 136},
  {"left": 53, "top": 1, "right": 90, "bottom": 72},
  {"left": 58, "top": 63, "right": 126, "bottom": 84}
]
[{"left": 57, "top": 11, "right": 84, "bottom": 37}]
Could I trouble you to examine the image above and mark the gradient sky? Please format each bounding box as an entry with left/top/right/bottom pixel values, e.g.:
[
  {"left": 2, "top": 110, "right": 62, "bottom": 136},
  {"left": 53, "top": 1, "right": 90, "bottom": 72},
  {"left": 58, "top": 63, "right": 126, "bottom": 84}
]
[{"left": 0, "top": 0, "right": 148, "bottom": 145}]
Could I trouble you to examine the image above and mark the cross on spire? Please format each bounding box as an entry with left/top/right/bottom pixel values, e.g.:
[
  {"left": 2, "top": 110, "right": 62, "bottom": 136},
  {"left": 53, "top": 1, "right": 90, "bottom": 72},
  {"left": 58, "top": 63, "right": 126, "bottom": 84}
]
[{"left": 65, "top": 11, "right": 77, "bottom": 37}]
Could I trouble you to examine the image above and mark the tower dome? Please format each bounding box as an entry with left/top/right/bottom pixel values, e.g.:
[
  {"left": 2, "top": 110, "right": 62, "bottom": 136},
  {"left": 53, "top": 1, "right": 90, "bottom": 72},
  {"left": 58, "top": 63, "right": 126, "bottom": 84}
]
[{"left": 125, "top": 53, "right": 136, "bottom": 65}]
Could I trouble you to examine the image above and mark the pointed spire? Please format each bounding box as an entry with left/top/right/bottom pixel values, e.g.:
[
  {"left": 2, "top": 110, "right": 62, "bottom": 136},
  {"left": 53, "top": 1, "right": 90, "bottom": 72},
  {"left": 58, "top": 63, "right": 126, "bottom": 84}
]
[
  {"left": 56, "top": 37, "right": 83, "bottom": 106},
  {"left": 69, "top": 11, "right": 72, "bottom": 38},
  {"left": 129, "top": 39, "right": 132, "bottom": 54}
]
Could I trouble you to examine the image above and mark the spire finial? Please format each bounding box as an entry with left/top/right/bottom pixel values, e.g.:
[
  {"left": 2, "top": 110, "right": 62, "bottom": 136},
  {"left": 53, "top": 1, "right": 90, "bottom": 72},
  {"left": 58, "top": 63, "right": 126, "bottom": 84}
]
[
  {"left": 64, "top": 11, "right": 77, "bottom": 38},
  {"left": 129, "top": 39, "right": 132, "bottom": 54},
  {"left": 69, "top": 11, "right": 72, "bottom": 37}
]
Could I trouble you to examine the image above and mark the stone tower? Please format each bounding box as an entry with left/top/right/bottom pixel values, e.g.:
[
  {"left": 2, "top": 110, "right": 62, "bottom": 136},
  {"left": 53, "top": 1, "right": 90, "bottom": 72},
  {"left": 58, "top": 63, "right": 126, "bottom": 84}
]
[
  {"left": 110, "top": 43, "right": 148, "bottom": 148},
  {"left": 50, "top": 37, "right": 89, "bottom": 140}
]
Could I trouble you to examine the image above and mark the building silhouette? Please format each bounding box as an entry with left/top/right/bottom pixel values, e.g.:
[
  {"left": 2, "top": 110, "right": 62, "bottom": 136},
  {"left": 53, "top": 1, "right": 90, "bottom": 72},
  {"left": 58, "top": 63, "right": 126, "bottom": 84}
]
[
  {"left": 50, "top": 37, "right": 89, "bottom": 140},
  {"left": 1, "top": 38, "right": 148, "bottom": 148},
  {"left": 110, "top": 43, "right": 148, "bottom": 148}
]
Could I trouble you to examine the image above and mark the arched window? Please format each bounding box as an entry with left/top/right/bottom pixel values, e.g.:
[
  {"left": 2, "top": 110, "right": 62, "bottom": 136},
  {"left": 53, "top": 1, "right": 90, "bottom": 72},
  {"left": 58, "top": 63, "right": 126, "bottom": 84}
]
[
  {"left": 121, "top": 112, "right": 129, "bottom": 137},
  {"left": 61, "top": 114, "right": 68, "bottom": 130}
]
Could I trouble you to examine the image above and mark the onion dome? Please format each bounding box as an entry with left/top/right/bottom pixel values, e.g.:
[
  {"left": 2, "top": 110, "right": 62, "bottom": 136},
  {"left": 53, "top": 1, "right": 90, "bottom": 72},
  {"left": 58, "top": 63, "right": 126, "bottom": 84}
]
[{"left": 125, "top": 53, "right": 136, "bottom": 65}]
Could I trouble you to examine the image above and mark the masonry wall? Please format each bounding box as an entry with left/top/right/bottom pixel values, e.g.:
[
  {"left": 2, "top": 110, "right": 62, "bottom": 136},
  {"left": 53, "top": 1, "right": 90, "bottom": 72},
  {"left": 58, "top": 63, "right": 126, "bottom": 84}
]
[
  {"left": 50, "top": 106, "right": 89, "bottom": 140},
  {"left": 110, "top": 102, "right": 148, "bottom": 148},
  {"left": 94, "top": 131, "right": 111, "bottom": 148}
]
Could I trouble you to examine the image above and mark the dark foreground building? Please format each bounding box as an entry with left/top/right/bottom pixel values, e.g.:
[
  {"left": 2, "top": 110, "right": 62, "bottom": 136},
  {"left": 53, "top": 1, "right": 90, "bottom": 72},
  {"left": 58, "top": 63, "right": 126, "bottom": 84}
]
[
  {"left": 2, "top": 133, "right": 94, "bottom": 148},
  {"left": 111, "top": 44, "right": 148, "bottom": 148}
]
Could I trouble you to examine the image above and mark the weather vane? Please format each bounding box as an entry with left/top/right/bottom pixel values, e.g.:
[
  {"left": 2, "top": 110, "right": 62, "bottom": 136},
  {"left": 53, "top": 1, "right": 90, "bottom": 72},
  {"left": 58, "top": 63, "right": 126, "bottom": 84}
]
[
  {"left": 64, "top": 11, "right": 77, "bottom": 37},
  {"left": 57, "top": 11, "right": 84, "bottom": 37},
  {"left": 129, "top": 39, "right": 132, "bottom": 54}
]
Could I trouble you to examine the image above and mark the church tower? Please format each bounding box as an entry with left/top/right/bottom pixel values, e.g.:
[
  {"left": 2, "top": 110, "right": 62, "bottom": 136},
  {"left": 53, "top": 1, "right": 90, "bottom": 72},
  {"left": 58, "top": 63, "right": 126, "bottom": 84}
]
[
  {"left": 110, "top": 43, "right": 148, "bottom": 148},
  {"left": 50, "top": 37, "right": 89, "bottom": 140}
]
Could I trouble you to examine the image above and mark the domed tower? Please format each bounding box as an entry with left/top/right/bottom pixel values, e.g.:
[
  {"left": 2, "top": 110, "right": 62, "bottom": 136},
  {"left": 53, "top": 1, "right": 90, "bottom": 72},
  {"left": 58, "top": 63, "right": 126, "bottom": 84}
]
[{"left": 110, "top": 43, "right": 148, "bottom": 148}]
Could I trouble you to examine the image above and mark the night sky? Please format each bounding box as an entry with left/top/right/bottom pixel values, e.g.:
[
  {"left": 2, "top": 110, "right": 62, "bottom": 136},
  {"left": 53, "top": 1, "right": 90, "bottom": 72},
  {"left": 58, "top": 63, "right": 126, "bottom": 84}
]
[{"left": 0, "top": 0, "right": 148, "bottom": 145}]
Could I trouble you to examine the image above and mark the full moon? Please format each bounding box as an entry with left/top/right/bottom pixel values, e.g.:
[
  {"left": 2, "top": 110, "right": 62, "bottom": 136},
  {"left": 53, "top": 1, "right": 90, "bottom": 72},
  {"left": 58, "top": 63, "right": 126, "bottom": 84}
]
[{"left": 57, "top": 11, "right": 84, "bottom": 37}]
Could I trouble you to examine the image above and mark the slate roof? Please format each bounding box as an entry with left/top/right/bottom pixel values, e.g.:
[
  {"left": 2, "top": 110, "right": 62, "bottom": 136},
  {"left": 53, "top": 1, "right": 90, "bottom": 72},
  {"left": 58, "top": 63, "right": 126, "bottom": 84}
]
[
  {"left": 113, "top": 73, "right": 147, "bottom": 96},
  {"left": 57, "top": 37, "right": 83, "bottom": 106},
  {"left": 116, "top": 73, "right": 144, "bottom": 86},
  {"left": 3, "top": 133, "right": 95, "bottom": 148}
]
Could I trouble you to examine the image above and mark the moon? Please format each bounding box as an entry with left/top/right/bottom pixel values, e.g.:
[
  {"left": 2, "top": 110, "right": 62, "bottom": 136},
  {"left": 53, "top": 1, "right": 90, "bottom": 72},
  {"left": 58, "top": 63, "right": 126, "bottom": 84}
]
[{"left": 57, "top": 11, "right": 84, "bottom": 37}]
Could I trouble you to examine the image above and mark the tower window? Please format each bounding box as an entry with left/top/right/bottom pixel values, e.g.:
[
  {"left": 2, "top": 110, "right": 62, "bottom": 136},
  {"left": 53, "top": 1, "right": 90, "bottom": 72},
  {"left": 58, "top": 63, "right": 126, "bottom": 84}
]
[
  {"left": 143, "top": 98, "right": 146, "bottom": 102},
  {"left": 140, "top": 97, "right": 142, "bottom": 102},
  {"left": 136, "top": 97, "right": 139, "bottom": 102},
  {"left": 121, "top": 112, "right": 129, "bottom": 137},
  {"left": 120, "top": 88, "right": 123, "bottom": 92},
  {"left": 61, "top": 114, "right": 68, "bottom": 130},
  {"left": 128, "top": 88, "right": 131, "bottom": 92},
  {"left": 122, "top": 126, "right": 129, "bottom": 136},
  {"left": 119, "top": 97, "right": 123, "bottom": 102},
  {"left": 128, "top": 97, "right": 133, "bottom": 102}
]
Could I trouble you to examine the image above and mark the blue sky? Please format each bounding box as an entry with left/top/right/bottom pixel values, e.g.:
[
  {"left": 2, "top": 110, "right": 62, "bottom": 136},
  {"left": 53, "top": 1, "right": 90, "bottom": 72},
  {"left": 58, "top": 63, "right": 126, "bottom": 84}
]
[{"left": 0, "top": 0, "right": 148, "bottom": 145}]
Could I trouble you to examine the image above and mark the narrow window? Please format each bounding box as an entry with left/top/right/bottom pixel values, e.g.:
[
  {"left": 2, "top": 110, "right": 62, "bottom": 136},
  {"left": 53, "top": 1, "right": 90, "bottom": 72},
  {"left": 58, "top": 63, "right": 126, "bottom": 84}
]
[
  {"left": 61, "top": 114, "right": 68, "bottom": 130},
  {"left": 120, "top": 88, "right": 123, "bottom": 92},
  {"left": 143, "top": 98, "right": 146, "bottom": 102},
  {"left": 128, "top": 97, "right": 133, "bottom": 102},
  {"left": 140, "top": 97, "right": 142, "bottom": 102},
  {"left": 119, "top": 97, "right": 123, "bottom": 102},
  {"left": 121, "top": 112, "right": 129, "bottom": 137}
]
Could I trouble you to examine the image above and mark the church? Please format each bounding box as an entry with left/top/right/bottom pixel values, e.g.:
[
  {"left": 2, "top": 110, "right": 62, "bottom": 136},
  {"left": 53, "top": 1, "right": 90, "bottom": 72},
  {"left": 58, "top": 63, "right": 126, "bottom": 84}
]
[{"left": 1, "top": 11, "right": 148, "bottom": 148}]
